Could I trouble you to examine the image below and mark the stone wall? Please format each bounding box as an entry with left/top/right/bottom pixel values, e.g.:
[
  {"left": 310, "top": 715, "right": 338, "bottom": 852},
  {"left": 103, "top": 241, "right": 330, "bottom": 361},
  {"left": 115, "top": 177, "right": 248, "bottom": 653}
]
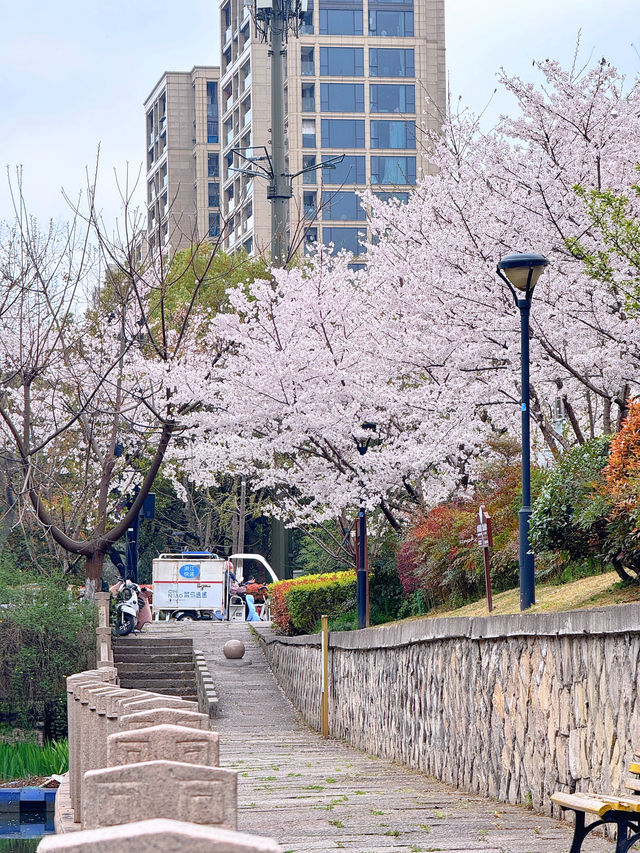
[{"left": 255, "top": 605, "right": 640, "bottom": 814}]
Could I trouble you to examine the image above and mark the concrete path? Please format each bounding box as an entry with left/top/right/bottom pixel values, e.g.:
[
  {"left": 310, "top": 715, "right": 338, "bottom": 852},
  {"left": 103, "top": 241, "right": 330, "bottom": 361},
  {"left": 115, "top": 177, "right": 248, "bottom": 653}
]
[{"left": 144, "top": 621, "right": 612, "bottom": 853}]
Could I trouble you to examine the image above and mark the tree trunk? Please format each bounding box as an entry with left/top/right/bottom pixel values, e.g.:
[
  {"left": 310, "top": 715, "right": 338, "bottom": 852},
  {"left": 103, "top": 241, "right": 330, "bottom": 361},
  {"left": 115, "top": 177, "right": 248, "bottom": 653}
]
[{"left": 83, "top": 551, "right": 106, "bottom": 600}]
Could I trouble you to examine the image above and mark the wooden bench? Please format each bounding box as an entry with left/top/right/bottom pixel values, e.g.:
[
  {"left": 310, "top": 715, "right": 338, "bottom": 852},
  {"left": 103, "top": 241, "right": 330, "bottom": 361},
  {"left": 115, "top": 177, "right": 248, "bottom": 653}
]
[{"left": 552, "top": 758, "right": 640, "bottom": 853}]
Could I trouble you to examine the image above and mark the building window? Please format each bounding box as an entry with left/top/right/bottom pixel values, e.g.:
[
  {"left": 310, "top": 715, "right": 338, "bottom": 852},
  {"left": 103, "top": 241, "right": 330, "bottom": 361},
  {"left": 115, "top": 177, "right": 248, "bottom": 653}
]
[
  {"left": 207, "top": 81, "right": 219, "bottom": 143},
  {"left": 302, "top": 83, "right": 315, "bottom": 112},
  {"left": 370, "top": 84, "right": 415, "bottom": 114},
  {"left": 374, "top": 191, "right": 410, "bottom": 203},
  {"left": 369, "top": 48, "right": 414, "bottom": 77},
  {"left": 208, "top": 153, "right": 219, "bottom": 178},
  {"left": 321, "top": 118, "right": 365, "bottom": 148},
  {"left": 303, "top": 154, "right": 317, "bottom": 183},
  {"left": 370, "top": 155, "right": 416, "bottom": 185},
  {"left": 320, "top": 83, "right": 364, "bottom": 112},
  {"left": 322, "top": 155, "right": 366, "bottom": 184},
  {"left": 321, "top": 191, "right": 366, "bottom": 221},
  {"left": 301, "top": 46, "right": 315, "bottom": 76},
  {"left": 303, "top": 191, "right": 317, "bottom": 219},
  {"left": 319, "top": 0, "right": 362, "bottom": 35},
  {"left": 368, "top": 0, "right": 413, "bottom": 37},
  {"left": 208, "top": 182, "right": 220, "bottom": 208},
  {"left": 302, "top": 119, "right": 316, "bottom": 148},
  {"left": 243, "top": 237, "right": 253, "bottom": 253},
  {"left": 301, "top": 0, "right": 314, "bottom": 33},
  {"left": 209, "top": 213, "right": 220, "bottom": 237},
  {"left": 370, "top": 120, "right": 416, "bottom": 149},
  {"left": 320, "top": 47, "right": 364, "bottom": 77},
  {"left": 304, "top": 227, "right": 318, "bottom": 253},
  {"left": 323, "top": 226, "right": 364, "bottom": 254}
]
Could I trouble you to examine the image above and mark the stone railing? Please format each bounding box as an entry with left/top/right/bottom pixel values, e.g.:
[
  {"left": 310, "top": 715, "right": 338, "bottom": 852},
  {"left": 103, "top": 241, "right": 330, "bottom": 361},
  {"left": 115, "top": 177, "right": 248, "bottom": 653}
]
[
  {"left": 254, "top": 604, "right": 640, "bottom": 816},
  {"left": 38, "top": 665, "right": 281, "bottom": 852},
  {"left": 194, "top": 648, "right": 219, "bottom": 718},
  {"left": 94, "top": 592, "right": 113, "bottom": 668}
]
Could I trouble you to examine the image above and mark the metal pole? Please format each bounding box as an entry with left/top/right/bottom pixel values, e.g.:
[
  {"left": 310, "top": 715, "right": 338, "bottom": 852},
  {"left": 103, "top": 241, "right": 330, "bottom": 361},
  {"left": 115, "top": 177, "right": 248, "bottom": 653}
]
[
  {"left": 518, "top": 298, "right": 535, "bottom": 610},
  {"left": 267, "top": 0, "right": 292, "bottom": 266},
  {"left": 357, "top": 507, "right": 367, "bottom": 629},
  {"left": 321, "top": 614, "right": 329, "bottom": 736}
]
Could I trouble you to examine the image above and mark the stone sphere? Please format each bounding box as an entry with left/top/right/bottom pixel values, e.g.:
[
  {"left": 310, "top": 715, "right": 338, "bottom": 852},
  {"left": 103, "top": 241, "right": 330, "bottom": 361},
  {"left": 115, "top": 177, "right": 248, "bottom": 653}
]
[{"left": 223, "top": 639, "right": 246, "bottom": 659}]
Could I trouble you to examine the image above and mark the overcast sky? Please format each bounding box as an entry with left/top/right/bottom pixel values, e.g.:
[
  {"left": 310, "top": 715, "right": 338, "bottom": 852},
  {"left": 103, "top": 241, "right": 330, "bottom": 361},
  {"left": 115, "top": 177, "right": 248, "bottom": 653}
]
[{"left": 0, "top": 0, "right": 638, "bottom": 231}]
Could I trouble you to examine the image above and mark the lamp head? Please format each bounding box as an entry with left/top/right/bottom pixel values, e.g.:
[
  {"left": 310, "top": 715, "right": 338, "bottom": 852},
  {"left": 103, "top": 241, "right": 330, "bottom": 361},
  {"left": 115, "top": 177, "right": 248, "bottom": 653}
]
[{"left": 497, "top": 253, "right": 549, "bottom": 294}]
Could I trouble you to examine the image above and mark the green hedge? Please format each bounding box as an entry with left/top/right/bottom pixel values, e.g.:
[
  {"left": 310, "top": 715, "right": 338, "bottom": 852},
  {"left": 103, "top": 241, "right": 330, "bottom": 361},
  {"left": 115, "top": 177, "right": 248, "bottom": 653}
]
[{"left": 270, "top": 571, "right": 357, "bottom": 635}]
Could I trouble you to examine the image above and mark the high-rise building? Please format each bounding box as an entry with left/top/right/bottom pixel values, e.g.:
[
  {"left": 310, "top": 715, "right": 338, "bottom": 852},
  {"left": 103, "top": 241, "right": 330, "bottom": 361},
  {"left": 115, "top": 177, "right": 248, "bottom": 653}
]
[
  {"left": 144, "top": 67, "right": 221, "bottom": 254},
  {"left": 219, "top": 0, "right": 445, "bottom": 258},
  {"left": 143, "top": 0, "right": 445, "bottom": 258}
]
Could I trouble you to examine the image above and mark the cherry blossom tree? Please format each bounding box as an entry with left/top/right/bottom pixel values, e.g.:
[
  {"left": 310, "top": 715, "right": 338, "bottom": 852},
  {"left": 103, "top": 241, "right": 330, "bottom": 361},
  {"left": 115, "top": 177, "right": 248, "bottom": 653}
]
[
  {"left": 165, "top": 58, "right": 640, "bottom": 537},
  {"left": 0, "top": 174, "right": 235, "bottom": 596}
]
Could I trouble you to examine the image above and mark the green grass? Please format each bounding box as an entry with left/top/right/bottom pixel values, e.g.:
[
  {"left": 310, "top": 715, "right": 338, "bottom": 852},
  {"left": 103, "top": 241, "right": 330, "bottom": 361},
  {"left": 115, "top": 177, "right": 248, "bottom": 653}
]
[{"left": 0, "top": 739, "right": 68, "bottom": 782}]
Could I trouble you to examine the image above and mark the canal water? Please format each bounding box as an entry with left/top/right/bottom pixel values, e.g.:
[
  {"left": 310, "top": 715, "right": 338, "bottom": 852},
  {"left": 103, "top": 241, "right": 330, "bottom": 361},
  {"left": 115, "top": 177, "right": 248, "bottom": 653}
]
[{"left": 0, "top": 788, "right": 55, "bottom": 852}]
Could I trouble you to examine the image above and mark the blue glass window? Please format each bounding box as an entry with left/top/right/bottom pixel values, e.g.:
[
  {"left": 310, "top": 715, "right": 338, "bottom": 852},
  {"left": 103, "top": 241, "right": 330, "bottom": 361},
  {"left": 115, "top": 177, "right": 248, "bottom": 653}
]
[
  {"left": 323, "top": 227, "right": 365, "bottom": 254},
  {"left": 301, "top": 0, "right": 314, "bottom": 32},
  {"left": 374, "top": 191, "right": 409, "bottom": 203},
  {"left": 302, "top": 118, "right": 316, "bottom": 148},
  {"left": 322, "top": 155, "right": 366, "bottom": 184},
  {"left": 320, "top": 47, "right": 364, "bottom": 77},
  {"left": 321, "top": 191, "right": 366, "bottom": 221},
  {"left": 207, "top": 82, "right": 219, "bottom": 143},
  {"left": 321, "top": 119, "right": 365, "bottom": 148},
  {"left": 370, "top": 120, "right": 416, "bottom": 149},
  {"left": 301, "top": 46, "right": 315, "bottom": 76},
  {"left": 370, "top": 156, "right": 416, "bottom": 184},
  {"left": 302, "top": 83, "right": 315, "bottom": 111},
  {"left": 320, "top": 83, "right": 364, "bottom": 112},
  {"left": 209, "top": 213, "right": 220, "bottom": 238},
  {"left": 208, "top": 182, "right": 219, "bottom": 208},
  {"left": 370, "top": 84, "right": 415, "bottom": 113},
  {"left": 304, "top": 227, "right": 318, "bottom": 253},
  {"left": 303, "top": 154, "right": 317, "bottom": 183},
  {"left": 208, "top": 153, "right": 219, "bottom": 178},
  {"left": 304, "top": 191, "right": 317, "bottom": 218},
  {"left": 369, "top": 48, "right": 414, "bottom": 77},
  {"left": 368, "top": 5, "right": 413, "bottom": 36},
  {"left": 319, "top": 0, "right": 363, "bottom": 35}
]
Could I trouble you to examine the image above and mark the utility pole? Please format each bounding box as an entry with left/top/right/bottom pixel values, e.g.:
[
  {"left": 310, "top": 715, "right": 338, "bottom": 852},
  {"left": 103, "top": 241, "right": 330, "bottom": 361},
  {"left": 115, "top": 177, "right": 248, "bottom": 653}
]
[
  {"left": 266, "top": 0, "right": 292, "bottom": 266},
  {"left": 233, "top": 0, "right": 343, "bottom": 577}
]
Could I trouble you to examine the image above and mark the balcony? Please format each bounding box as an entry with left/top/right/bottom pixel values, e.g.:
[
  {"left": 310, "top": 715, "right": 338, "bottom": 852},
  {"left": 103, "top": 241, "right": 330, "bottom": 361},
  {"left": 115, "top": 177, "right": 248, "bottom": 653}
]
[
  {"left": 242, "top": 73, "right": 252, "bottom": 92},
  {"left": 159, "top": 116, "right": 167, "bottom": 136},
  {"left": 242, "top": 109, "right": 252, "bottom": 128},
  {"left": 224, "top": 26, "right": 232, "bottom": 44}
]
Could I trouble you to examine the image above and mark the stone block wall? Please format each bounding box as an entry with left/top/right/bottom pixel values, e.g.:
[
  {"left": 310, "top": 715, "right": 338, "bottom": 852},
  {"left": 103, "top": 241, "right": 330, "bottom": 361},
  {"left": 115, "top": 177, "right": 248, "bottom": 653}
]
[{"left": 255, "top": 605, "right": 640, "bottom": 814}]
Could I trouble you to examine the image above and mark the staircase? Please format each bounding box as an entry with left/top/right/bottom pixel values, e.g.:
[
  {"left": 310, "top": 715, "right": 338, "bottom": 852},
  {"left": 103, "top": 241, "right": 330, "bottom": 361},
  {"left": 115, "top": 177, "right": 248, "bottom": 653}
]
[{"left": 112, "top": 634, "right": 198, "bottom": 702}]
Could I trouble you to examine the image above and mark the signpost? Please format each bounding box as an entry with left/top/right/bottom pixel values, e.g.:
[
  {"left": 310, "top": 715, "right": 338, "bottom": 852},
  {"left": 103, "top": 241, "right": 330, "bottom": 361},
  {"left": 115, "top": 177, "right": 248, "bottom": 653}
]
[{"left": 476, "top": 505, "right": 494, "bottom": 613}]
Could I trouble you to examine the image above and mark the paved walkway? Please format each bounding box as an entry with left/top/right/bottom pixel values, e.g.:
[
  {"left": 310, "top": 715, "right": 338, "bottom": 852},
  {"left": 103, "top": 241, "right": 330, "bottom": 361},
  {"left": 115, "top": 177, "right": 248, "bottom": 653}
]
[{"left": 145, "top": 622, "right": 612, "bottom": 853}]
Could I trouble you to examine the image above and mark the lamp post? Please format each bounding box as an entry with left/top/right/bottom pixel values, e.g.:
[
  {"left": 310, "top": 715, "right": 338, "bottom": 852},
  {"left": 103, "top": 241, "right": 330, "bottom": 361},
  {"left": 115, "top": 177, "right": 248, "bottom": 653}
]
[
  {"left": 496, "top": 253, "right": 549, "bottom": 611},
  {"left": 353, "top": 421, "right": 377, "bottom": 629}
]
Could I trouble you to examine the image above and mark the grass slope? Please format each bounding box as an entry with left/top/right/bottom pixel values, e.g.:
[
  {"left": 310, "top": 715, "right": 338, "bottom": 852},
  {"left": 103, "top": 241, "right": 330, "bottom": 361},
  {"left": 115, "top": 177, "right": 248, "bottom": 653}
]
[{"left": 427, "top": 570, "right": 640, "bottom": 619}]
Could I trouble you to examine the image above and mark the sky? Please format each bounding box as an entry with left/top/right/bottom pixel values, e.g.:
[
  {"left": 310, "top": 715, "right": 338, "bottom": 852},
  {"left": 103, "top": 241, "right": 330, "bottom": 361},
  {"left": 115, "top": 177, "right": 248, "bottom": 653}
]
[{"left": 0, "top": 0, "right": 638, "bottom": 232}]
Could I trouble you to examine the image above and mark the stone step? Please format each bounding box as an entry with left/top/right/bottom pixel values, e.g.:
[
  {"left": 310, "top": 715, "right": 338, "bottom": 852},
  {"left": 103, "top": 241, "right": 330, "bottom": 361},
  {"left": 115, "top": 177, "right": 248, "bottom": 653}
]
[
  {"left": 112, "top": 653, "right": 195, "bottom": 665},
  {"left": 113, "top": 639, "right": 194, "bottom": 651},
  {"left": 115, "top": 663, "right": 196, "bottom": 676},
  {"left": 118, "top": 674, "right": 197, "bottom": 686}
]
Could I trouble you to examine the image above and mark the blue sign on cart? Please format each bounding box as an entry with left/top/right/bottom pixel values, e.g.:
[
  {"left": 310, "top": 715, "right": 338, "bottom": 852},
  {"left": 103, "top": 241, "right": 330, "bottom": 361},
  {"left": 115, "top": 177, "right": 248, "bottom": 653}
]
[{"left": 179, "top": 563, "right": 200, "bottom": 578}]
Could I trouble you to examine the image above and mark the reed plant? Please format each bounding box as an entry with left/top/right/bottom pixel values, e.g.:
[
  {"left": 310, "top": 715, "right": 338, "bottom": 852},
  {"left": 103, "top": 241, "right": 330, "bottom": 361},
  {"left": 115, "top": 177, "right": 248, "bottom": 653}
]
[{"left": 0, "top": 739, "right": 68, "bottom": 782}]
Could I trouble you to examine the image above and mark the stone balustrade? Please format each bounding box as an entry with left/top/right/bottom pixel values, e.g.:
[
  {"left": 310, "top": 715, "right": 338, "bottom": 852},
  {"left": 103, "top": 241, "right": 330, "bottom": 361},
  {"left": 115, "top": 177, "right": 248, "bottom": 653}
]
[{"left": 41, "top": 661, "right": 281, "bottom": 852}]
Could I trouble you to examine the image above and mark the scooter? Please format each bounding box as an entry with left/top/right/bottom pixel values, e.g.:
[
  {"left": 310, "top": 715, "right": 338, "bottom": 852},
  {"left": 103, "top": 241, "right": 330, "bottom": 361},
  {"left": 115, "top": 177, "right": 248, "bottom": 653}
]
[{"left": 114, "top": 579, "right": 142, "bottom": 636}]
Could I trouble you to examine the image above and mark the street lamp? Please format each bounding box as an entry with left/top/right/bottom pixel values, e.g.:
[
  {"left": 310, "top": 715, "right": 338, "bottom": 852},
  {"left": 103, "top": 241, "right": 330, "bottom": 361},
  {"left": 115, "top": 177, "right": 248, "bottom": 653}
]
[
  {"left": 496, "top": 252, "right": 549, "bottom": 611},
  {"left": 353, "top": 422, "right": 377, "bottom": 629}
]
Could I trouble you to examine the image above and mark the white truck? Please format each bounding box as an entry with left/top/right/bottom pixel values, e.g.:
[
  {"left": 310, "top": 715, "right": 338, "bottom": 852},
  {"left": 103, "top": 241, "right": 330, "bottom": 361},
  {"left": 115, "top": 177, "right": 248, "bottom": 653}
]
[{"left": 151, "top": 552, "right": 278, "bottom": 621}]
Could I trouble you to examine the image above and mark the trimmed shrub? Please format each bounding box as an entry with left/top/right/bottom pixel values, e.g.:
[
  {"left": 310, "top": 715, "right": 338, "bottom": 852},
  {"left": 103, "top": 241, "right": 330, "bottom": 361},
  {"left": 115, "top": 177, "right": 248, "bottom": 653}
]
[
  {"left": 529, "top": 436, "right": 611, "bottom": 559},
  {"left": 269, "top": 571, "right": 357, "bottom": 635}
]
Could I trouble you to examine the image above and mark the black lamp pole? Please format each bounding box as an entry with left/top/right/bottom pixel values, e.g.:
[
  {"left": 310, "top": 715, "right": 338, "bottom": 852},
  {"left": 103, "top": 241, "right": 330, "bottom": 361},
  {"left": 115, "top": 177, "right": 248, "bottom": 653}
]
[
  {"left": 354, "top": 421, "right": 377, "bottom": 629},
  {"left": 496, "top": 253, "right": 549, "bottom": 611}
]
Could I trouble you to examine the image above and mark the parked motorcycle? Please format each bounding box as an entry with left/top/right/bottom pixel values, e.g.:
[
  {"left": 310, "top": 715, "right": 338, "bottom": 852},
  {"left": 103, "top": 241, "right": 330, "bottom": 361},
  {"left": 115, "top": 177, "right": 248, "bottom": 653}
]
[{"left": 114, "top": 579, "right": 142, "bottom": 636}]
